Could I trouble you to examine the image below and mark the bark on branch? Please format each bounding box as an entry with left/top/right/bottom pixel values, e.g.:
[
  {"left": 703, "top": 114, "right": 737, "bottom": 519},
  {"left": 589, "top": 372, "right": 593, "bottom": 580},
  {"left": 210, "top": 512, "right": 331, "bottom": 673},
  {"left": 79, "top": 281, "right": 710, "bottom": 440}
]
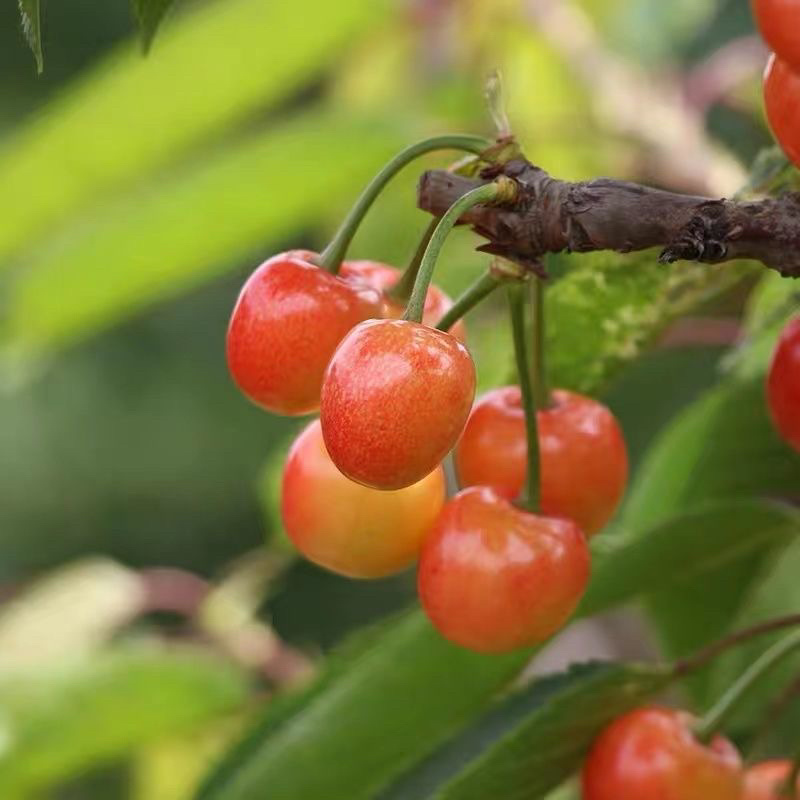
[{"left": 416, "top": 158, "right": 800, "bottom": 278}]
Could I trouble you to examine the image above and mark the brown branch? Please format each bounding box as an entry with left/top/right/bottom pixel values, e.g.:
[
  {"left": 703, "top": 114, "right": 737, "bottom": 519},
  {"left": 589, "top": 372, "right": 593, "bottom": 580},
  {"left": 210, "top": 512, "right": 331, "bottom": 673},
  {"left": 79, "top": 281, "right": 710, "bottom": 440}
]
[{"left": 417, "top": 158, "right": 800, "bottom": 278}]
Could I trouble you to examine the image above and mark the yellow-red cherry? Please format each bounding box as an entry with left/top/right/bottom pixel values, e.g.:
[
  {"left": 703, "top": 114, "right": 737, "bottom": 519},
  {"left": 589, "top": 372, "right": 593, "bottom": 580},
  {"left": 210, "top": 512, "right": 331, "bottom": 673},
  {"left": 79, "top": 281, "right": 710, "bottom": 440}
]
[
  {"left": 320, "top": 319, "right": 476, "bottom": 490},
  {"left": 417, "top": 486, "right": 590, "bottom": 653},
  {"left": 340, "top": 259, "right": 467, "bottom": 341},
  {"left": 281, "top": 419, "right": 445, "bottom": 578},
  {"left": 767, "top": 317, "right": 800, "bottom": 451},
  {"left": 455, "top": 387, "right": 628, "bottom": 536},
  {"left": 226, "top": 250, "right": 382, "bottom": 416},
  {"left": 582, "top": 707, "right": 743, "bottom": 800},
  {"left": 753, "top": 0, "right": 800, "bottom": 71},
  {"left": 764, "top": 54, "right": 800, "bottom": 168},
  {"left": 744, "top": 761, "right": 800, "bottom": 799}
]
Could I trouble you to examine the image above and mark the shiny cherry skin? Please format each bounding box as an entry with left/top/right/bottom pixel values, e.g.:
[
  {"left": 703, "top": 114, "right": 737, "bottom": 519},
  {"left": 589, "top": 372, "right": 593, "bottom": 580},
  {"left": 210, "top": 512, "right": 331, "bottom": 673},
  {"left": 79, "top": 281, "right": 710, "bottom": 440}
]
[
  {"left": 281, "top": 419, "right": 445, "bottom": 578},
  {"left": 321, "top": 319, "right": 476, "bottom": 490},
  {"left": 226, "top": 250, "right": 382, "bottom": 415},
  {"left": 341, "top": 259, "right": 466, "bottom": 341},
  {"left": 744, "top": 761, "right": 799, "bottom": 799},
  {"left": 764, "top": 54, "right": 800, "bottom": 168},
  {"left": 455, "top": 387, "right": 628, "bottom": 536},
  {"left": 417, "top": 486, "right": 590, "bottom": 653},
  {"left": 582, "top": 707, "right": 743, "bottom": 800},
  {"left": 767, "top": 317, "right": 800, "bottom": 451},
  {"left": 753, "top": 0, "right": 800, "bottom": 71}
]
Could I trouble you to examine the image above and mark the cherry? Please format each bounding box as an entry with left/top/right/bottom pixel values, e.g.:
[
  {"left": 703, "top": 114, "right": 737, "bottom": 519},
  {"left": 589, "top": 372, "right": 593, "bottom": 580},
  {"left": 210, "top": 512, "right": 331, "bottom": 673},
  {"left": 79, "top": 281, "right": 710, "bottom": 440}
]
[
  {"left": 226, "top": 250, "right": 382, "bottom": 415},
  {"left": 753, "top": 0, "right": 800, "bottom": 71},
  {"left": 764, "top": 54, "right": 800, "bottom": 168},
  {"left": 416, "top": 486, "right": 590, "bottom": 653},
  {"left": 281, "top": 419, "right": 445, "bottom": 578},
  {"left": 744, "top": 761, "right": 799, "bottom": 799},
  {"left": 454, "top": 387, "right": 628, "bottom": 536},
  {"left": 320, "top": 319, "right": 476, "bottom": 490},
  {"left": 767, "top": 317, "right": 800, "bottom": 451},
  {"left": 582, "top": 707, "right": 743, "bottom": 800},
  {"left": 340, "top": 260, "right": 466, "bottom": 341}
]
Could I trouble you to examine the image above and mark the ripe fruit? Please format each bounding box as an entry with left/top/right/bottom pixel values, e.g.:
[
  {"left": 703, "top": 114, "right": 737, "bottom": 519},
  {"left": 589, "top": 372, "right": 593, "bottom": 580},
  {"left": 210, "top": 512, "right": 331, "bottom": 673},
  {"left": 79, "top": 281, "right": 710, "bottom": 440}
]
[
  {"left": 744, "top": 761, "right": 799, "bottom": 799},
  {"left": 764, "top": 54, "right": 800, "bottom": 168},
  {"left": 582, "top": 707, "right": 743, "bottom": 800},
  {"left": 281, "top": 420, "right": 445, "bottom": 578},
  {"left": 226, "top": 251, "right": 382, "bottom": 415},
  {"left": 417, "top": 486, "right": 590, "bottom": 653},
  {"left": 341, "top": 259, "right": 466, "bottom": 341},
  {"left": 455, "top": 387, "right": 628, "bottom": 536},
  {"left": 321, "top": 319, "right": 476, "bottom": 490},
  {"left": 767, "top": 317, "right": 800, "bottom": 451},
  {"left": 753, "top": 0, "right": 800, "bottom": 71}
]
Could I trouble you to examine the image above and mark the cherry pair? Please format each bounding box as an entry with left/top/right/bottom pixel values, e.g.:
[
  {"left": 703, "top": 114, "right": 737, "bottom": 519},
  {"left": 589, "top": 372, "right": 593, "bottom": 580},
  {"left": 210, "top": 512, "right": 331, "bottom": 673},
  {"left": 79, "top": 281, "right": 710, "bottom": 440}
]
[
  {"left": 226, "top": 250, "right": 462, "bottom": 416},
  {"left": 754, "top": 0, "right": 800, "bottom": 167},
  {"left": 583, "top": 706, "right": 798, "bottom": 799}
]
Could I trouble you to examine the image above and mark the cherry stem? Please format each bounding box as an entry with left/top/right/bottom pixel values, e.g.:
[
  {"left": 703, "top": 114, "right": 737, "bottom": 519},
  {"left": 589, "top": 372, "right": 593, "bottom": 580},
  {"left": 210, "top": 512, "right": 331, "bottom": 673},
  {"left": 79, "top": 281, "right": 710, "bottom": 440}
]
[
  {"left": 695, "top": 627, "right": 800, "bottom": 742},
  {"left": 403, "top": 180, "right": 514, "bottom": 323},
  {"left": 389, "top": 219, "right": 438, "bottom": 304},
  {"left": 317, "top": 134, "right": 492, "bottom": 275},
  {"left": 436, "top": 270, "right": 501, "bottom": 332},
  {"left": 674, "top": 613, "right": 800, "bottom": 676},
  {"left": 508, "top": 281, "right": 541, "bottom": 513},
  {"left": 529, "top": 275, "right": 550, "bottom": 410}
]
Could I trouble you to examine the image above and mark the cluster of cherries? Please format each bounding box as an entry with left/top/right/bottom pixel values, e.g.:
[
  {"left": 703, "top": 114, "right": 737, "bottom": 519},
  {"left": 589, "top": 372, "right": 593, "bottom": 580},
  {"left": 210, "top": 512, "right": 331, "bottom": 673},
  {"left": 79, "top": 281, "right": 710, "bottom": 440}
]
[
  {"left": 583, "top": 707, "right": 798, "bottom": 799},
  {"left": 757, "top": 0, "right": 800, "bottom": 168},
  {"left": 226, "top": 239, "right": 628, "bottom": 654}
]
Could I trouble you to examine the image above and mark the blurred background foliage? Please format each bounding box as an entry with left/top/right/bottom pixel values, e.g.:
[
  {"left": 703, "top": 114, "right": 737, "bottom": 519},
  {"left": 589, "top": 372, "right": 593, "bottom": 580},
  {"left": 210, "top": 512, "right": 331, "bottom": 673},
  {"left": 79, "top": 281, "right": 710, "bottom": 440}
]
[{"left": 1, "top": 0, "right": 797, "bottom": 798}]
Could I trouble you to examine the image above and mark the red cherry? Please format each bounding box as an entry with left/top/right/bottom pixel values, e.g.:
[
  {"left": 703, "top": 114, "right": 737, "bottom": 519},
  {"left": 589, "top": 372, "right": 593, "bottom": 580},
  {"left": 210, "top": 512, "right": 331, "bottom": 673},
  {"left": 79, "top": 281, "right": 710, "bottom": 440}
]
[
  {"left": 582, "top": 707, "right": 743, "bottom": 800},
  {"left": 281, "top": 419, "right": 445, "bottom": 578},
  {"left": 753, "top": 0, "right": 800, "bottom": 71},
  {"left": 320, "top": 319, "right": 476, "bottom": 490},
  {"left": 340, "top": 259, "right": 467, "bottom": 341},
  {"left": 454, "top": 387, "right": 628, "bottom": 536},
  {"left": 744, "top": 761, "right": 799, "bottom": 799},
  {"left": 767, "top": 317, "right": 800, "bottom": 451},
  {"left": 764, "top": 54, "right": 800, "bottom": 168},
  {"left": 417, "top": 486, "right": 590, "bottom": 653},
  {"left": 226, "top": 251, "right": 382, "bottom": 415}
]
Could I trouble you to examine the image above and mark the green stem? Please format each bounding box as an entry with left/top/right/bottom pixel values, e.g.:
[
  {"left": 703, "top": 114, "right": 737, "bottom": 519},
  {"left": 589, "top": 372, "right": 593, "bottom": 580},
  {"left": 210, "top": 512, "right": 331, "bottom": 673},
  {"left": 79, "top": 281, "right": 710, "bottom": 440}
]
[
  {"left": 436, "top": 271, "right": 501, "bottom": 332},
  {"left": 529, "top": 276, "right": 550, "bottom": 410},
  {"left": 508, "top": 282, "right": 541, "bottom": 513},
  {"left": 388, "top": 219, "right": 438, "bottom": 304},
  {"left": 696, "top": 628, "right": 800, "bottom": 742},
  {"left": 403, "top": 182, "right": 506, "bottom": 323},
  {"left": 317, "top": 134, "right": 492, "bottom": 274}
]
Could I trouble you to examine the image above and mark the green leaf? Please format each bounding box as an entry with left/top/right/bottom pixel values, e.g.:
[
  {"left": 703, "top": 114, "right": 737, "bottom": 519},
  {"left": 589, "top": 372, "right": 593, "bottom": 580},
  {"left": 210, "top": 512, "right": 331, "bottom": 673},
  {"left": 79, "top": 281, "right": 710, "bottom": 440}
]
[
  {"left": 196, "top": 612, "right": 528, "bottom": 800},
  {"left": 0, "top": 646, "right": 249, "bottom": 795},
  {"left": 620, "top": 375, "right": 800, "bottom": 701},
  {"left": 131, "top": 0, "right": 179, "bottom": 52},
  {"left": 623, "top": 377, "right": 800, "bottom": 532},
  {"left": 377, "top": 662, "right": 670, "bottom": 800},
  {"left": 0, "top": 0, "right": 388, "bottom": 266},
  {"left": 705, "top": 537, "right": 800, "bottom": 731},
  {"left": 546, "top": 250, "right": 753, "bottom": 394},
  {"left": 2, "top": 111, "right": 406, "bottom": 362},
  {"left": 196, "top": 498, "right": 797, "bottom": 800},
  {"left": 583, "top": 500, "right": 800, "bottom": 616},
  {"left": 17, "top": 0, "right": 43, "bottom": 73}
]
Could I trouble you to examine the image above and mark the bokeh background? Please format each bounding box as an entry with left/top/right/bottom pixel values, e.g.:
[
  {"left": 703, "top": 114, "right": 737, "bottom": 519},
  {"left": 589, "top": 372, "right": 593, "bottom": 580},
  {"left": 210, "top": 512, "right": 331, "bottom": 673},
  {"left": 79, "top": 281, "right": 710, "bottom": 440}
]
[{"left": 0, "top": 1, "right": 787, "bottom": 797}]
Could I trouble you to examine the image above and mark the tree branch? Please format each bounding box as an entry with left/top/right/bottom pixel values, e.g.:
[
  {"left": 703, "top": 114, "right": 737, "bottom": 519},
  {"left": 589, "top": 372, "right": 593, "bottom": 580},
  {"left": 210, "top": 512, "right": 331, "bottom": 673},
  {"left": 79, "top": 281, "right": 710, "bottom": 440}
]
[{"left": 417, "top": 158, "right": 800, "bottom": 278}]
